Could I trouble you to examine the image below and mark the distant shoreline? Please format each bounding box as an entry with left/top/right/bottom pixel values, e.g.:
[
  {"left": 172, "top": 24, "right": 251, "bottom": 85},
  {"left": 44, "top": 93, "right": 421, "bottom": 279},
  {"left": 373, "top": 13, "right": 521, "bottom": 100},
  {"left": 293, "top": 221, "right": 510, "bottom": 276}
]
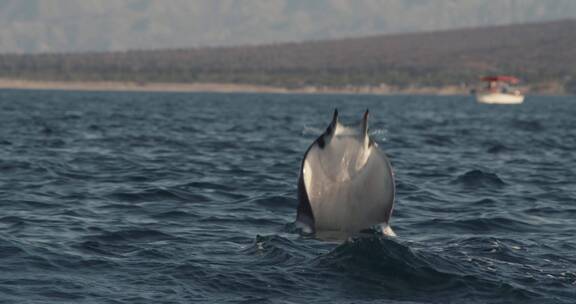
[
  {"left": 0, "top": 79, "right": 473, "bottom": 95},
  {"left": 0, "top": 78, "right": 565, "bottom": 96}
]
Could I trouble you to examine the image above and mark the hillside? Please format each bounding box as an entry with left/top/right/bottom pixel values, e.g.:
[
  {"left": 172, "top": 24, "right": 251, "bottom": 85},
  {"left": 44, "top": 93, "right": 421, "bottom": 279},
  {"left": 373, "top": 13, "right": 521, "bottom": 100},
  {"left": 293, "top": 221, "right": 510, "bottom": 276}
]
[{"left": 1, "top": 19, "right": 575, "bottom": 93}]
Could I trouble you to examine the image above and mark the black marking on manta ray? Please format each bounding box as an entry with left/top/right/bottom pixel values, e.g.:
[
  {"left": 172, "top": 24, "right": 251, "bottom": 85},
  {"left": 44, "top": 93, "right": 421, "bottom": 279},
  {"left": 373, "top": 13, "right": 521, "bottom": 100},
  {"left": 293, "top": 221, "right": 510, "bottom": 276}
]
[
  {"left": 317, "top": 134, "right": 326, "bottom": 149},
  {"left": 297, "top": 172, "right": 315, "bottom": 230},
  {"left": 297, "top": 134, "right": 317, "bottom": 231}
]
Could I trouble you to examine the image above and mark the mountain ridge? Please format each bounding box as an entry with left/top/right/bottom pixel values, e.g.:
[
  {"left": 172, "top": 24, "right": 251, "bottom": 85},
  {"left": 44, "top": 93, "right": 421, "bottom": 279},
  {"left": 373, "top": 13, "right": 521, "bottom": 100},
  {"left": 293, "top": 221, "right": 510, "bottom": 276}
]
[{"left": 0, "top": 19, "right": 575, "bottom": 93}]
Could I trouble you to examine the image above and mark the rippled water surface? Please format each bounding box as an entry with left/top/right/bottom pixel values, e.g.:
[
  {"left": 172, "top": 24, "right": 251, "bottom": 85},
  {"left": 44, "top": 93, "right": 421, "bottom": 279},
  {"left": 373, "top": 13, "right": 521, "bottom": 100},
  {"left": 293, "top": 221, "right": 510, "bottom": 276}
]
[{"left": 0, "top": 90, "right": 575, "bottom": 303}]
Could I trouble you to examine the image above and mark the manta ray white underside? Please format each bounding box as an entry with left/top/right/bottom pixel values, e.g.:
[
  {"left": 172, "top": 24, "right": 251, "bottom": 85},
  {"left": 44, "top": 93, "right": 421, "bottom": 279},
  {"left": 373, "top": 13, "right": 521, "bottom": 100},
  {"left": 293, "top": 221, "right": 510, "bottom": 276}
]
[{"left": 297, "top": 110, "right": 396, "bottom": 236}]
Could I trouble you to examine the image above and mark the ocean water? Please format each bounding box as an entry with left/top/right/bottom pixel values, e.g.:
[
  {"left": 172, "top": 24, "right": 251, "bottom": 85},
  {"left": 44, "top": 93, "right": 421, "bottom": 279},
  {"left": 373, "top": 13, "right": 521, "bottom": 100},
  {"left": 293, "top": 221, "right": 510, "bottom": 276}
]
[{"left": 0, "top": 90, "right": 575, "bottom": 303}]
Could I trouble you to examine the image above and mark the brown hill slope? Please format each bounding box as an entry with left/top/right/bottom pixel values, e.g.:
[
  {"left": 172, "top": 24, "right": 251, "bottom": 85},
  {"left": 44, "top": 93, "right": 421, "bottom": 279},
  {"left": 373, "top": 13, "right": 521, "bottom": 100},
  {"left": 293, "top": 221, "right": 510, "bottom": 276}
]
[{"left": 0, "top": 19, "right": 575, "bottom": 92}]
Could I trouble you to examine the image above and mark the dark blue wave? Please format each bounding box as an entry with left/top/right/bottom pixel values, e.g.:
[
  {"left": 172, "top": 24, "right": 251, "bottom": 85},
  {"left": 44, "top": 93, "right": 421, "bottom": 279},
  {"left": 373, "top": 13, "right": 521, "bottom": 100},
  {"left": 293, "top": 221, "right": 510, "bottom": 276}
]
[
  {"left": 454, "top": 169, "right": 506, "bottom": 187},
  {"left": 312, "top": 236, "right": 543, "bottom": 303}
]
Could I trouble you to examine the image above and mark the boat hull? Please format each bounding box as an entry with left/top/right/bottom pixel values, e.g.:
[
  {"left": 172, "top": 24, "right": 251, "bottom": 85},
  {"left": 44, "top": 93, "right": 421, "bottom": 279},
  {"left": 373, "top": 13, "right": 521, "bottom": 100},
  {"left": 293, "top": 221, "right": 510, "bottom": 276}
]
[{"left": 476, "top": 93, "right": 524, "bottom": 104}]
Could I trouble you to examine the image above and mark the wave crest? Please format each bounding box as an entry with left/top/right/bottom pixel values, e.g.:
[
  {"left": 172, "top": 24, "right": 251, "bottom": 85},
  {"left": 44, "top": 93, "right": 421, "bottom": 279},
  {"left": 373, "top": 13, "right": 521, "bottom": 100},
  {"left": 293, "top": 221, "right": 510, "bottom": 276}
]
[
  {"left": 454, "top": 169, "right": 505, "bottom": 187},
  {"left": 311, "top": 236, "right": 540, "bottom": 302}
]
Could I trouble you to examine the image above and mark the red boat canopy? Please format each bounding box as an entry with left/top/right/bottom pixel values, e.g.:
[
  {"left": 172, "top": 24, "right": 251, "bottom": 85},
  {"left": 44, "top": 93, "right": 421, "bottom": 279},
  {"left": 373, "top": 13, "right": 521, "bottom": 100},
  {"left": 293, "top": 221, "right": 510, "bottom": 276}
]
[{"left": 480, "top": 76, "right": 520, "bottom": 84}]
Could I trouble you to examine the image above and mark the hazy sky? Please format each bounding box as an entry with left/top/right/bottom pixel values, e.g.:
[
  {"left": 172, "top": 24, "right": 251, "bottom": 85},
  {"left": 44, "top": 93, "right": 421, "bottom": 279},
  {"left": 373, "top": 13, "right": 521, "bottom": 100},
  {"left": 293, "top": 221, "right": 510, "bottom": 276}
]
[{"left": 1, "top": 0, "right": 576, "bottom": 53}]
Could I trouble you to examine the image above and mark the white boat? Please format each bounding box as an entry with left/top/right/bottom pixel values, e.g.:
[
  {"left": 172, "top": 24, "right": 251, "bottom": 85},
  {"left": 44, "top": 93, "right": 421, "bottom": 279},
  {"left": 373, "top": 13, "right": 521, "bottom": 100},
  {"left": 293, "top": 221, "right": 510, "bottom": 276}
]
[
  {"left": 475, "top": 76, "right": 524, "bottom": 104},
  {"left": 476, "top": 92, "right": 524, "bottom": 104}
]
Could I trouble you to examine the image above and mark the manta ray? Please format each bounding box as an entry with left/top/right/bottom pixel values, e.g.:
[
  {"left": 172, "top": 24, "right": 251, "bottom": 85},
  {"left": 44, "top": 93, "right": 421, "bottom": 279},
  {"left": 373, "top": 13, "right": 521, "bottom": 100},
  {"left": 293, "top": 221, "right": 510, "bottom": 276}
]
[{"left": 296, "top": 109, "right": 396, "bottom": 236}]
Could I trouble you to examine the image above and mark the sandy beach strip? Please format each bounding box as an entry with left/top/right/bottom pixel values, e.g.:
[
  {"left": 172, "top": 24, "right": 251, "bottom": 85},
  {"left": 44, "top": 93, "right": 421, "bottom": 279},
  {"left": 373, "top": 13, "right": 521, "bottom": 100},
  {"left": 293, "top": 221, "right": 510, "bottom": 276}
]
[
  {"left": 0, "top": 79, "right": 294, "bottom": 93},
  {"left": 0, "top": 78, "right": 477, "bottom": 95}
]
